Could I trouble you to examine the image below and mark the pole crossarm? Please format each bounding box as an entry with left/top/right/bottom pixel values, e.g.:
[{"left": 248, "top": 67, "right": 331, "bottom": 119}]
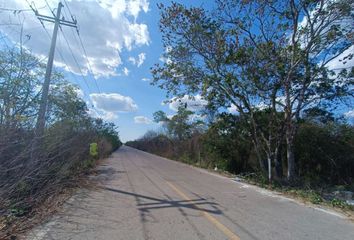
[{"left": 36, "top": 13, "right": 77, "bottom": 28}]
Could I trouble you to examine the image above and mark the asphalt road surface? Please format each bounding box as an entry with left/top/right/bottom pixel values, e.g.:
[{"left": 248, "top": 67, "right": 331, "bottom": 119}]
[{"left": 26, "top": 146, "right": 354, "bottom": 240}]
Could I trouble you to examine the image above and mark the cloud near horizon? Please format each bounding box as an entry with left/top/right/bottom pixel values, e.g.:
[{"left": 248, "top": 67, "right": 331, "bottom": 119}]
[
  {"left": 134, "top": 116, "right": 152, "bottom": 124},
  {"left": 90, "top": 92, "right": 138, "bottom": 113}
]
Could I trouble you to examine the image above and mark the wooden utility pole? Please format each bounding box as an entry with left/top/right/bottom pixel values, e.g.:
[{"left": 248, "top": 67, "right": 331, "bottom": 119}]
[{"left": 34, "top": 2, "right": 77, "bottom": 136}]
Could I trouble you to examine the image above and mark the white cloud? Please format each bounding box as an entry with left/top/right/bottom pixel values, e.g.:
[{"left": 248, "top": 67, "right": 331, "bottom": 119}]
[
  {"left": 127, "top": 0, "right": 149, "bottom": 19},
  {"left": 228, "top": 104, "right": 238, "bottom": 114},
  {"left": 98, "top": 0, "right": 128, "bottom": 18},
  {"left": 255, "top": 102, "right": 268, "bottom": 111},
  {"left": 159, "top": 46, "right": 173, "bottom": 64},
  {"left": 159, "top": 56, "right": 165, "bottom": 62},
  {"left": 125, "top": 23, "right": 149, "bottom": 50},
  {"left": 134, "top": 116, "right": 152, "bottom": 124},
  {"left": 325, "top": 45, "right": 354, "bottom": 71},
  {"left": 90, "top": 93, "right": 138, "bottom": 113},
  {"left": 189, "top": 113, "right": 206, "bottom": 122},
  {"left": 87, "top": 107, "right": 119, "bottom": 121},
  {"left": 165, "top": 46, "right": 172, "bottom": 53},
  {"left": 123, "top": 67, "right": 130, "bottom": 76},
  {"left": 102, "top": 111, "right": 119, "bottom": 121},
  {"left": 298, "top": 1, "right": 353, "bottom": 71},
  {"left": 74, "top": 88, "right": 84, "bottom": 99},
  {"left": 165, "top": 112, "right": 205, "bottom": 124},
  {"left": 344, "top": 110, "right": 354, "bottom": 119},
  {"left": 166, "top": 95, "right": 208, "bottom": 112},
  {"left": 167, "top": 114, "right": 175, "bottom": 120},
  {"left": 0, "top": 0, "right": 150, "bottom": 78},
  {"left": 159, "top": 55, "right": 172, "bottom": 64},
  {"left": 136, "top": 52, "right": 146, "bottom": 67},
  {"left": 128, "top": 57, "right": 136, "bottom": 64},
  {"left": 141, "top": 77, "right": 150, "bottom": 81},
  {"left": 128, "top": 52, "right": 146, "bottom": 67}
]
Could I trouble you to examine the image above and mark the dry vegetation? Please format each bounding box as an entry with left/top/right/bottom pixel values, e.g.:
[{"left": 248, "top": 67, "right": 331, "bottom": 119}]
[{"left": 0, "top": 48, "right": 122, "bottom": 239}]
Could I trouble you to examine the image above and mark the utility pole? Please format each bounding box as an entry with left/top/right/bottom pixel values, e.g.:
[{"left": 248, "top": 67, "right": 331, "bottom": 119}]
[{"left": 34, "top": 2, "right": 77, "bottom": 137}]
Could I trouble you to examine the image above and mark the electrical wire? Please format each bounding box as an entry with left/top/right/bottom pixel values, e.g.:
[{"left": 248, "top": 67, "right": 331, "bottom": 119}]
[
  {"left": 59, "top": 26, "right": 93, "bottom": 96},
  {"left": 27, "top": 0, "right": 104, "bottom": 109},
  {"left": 44, "top": 0, "right": 55, "bottom": 17},
  {"left": 73, "top": 30, "right": 101, "bottom": 93},
  {"left": 0, "top": 6, "right": 46, "bottom": 12},
  {"left": 57, "top": 32, "right": 91, "bottom": 100},
  {"left": 63, "top": 0, "right": 102, "bottom": 94},
  {"left": 25, "top": 0, "right": 94, "bottom": 106},
  {"left": 63, "top": 0, "right": 74, "bottom": 19}
]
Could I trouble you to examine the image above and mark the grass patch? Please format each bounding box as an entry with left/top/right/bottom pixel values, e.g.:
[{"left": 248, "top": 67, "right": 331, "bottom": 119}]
[{"left": 240, "top": 173, "right": 354, "bottom": 213}]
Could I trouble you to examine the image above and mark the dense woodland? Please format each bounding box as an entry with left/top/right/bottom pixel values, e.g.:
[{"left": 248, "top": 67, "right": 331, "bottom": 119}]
[
  {"left": 127, "top": 108, "right": 354, "bottom": 187},
  {"left": 128, "top": 0, "right": 354, "bottom": 191},
  {"left": 0, "top": 47, "right": 121, "bottom": 237}
]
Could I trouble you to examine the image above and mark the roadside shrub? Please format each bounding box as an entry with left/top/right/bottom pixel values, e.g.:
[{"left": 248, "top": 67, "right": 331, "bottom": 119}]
[
  {"left": 128, "top": 118, "right": 354, "bottom": 190},
  {"left": 0, "top": 48, "right": 122, "bottom": 238},
  {"left": 295, "top": 122, "right": 354, "bottom": 185}
]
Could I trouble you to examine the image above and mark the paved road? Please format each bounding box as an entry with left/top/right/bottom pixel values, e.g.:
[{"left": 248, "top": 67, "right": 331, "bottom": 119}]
[{"left": 27, "top": 146, "right": 354, "bottom": 240}]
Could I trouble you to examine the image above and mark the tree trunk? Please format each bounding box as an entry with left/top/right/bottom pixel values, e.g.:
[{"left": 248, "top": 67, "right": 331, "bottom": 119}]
[
  {"left": 274, "top": 147, "right": 283, "bottom": 179},
  {"left": 253, "top": 141, "right": 267, "bottom": 173},
  {"left": 286, "top": 130, "right": 295, "bottom": 181},
  {"left": 267, "top": 154, "right": 272, "bottom": 183}
]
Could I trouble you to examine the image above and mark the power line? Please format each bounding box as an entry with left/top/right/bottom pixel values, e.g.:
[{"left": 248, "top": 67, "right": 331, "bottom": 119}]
[
  {"left": 44, "top": 0, "right": 55, "bottom": 17},
  {"left": 57, "top": 33, "right": 94, "bottom": 106},
  {"left": 44, "top": 0, "right": 100, "bottom": 96},
  {"left": 59, "top": 26, "right": 93, "bottom": 95},
  {"left": 27, "top": 0, "right": 99, "bottom": 111},
  {"left": 35, "top": 2, "right": 94, "bottom": 107},
  {"left": 27, "top": 1, "right": 78, "bottom": 136},
  {"left": 61, "top": 4, "right": 71, "bottom": 21},
  {"left": 63, "top": 0, "right": 74, "bottom": 19},
  {"left": 36, "top": 22, "right": 85, "bottom": 94},
  {"left": 0, "top": 32, "right": 10, "bottom": 49},
  {"left": 76, "top": 32, "right": 101, "bottom": 93},
  {"left": 31, "top": 14, "right": 93, "bottom": 108},
  {"left": 0, "top": 6, "right": 45, "bottom": 12},
  {"left": 63, "top": 0, "right": 102, "bottom": 94},
  {"left": 57, "top": 32, "right": 91, "bottom": 100},
  {"left": 40, "top": 1, "right": 92, "bottom": 95}
]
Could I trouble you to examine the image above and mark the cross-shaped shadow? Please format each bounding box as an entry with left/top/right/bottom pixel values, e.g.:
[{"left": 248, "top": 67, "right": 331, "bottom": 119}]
[{"left": 102, "top": 187, "right": 222, "bottom": 215}]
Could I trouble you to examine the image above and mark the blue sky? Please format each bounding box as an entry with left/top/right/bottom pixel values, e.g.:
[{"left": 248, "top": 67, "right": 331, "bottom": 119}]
[
  {"left": 0, "top": 0, "right": 216, "bottom": 142},
  {"left": 1, "top": 0, "right": 353, "bottom": 141}
]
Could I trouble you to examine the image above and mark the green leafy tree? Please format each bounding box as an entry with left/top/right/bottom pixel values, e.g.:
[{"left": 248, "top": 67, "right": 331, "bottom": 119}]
[
  {"left": 202, "top": 113, "right": 253, "bottom": 173},
  {"left": 248, "top": 0, "right": 354, "bottom": 180},
  {"left": 0, "top": 48, "right": 44, "bottom": 130},
  {"left": 152, "top": 0, "right": 353, "bottom": 181},
  {"left": 153, "top": 106, "right": 204, "bottom": 141},
  {"left": 47, "top": 80, "right": 88, "bottom": 124}
]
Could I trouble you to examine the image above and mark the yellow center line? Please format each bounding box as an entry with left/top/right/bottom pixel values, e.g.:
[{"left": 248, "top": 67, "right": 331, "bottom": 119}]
[{"left": 166, "top": 181, "right": 241, "bottom": 240}]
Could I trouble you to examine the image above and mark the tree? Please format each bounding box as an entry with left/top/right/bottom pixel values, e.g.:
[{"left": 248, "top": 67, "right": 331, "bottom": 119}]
[
  {"left": 152, "top": 2, "right": 285, "bottom": 180},
  {"left": 47, "top": 80, "right": 88, "bottom": 123},
  {"left": 153, "top": 106, "right": 203, "bottom": 141},
  {"left": 202, "top": 113, "right": 253, "bottom": 173},
  {"left": 152, "top": 0, "right": 353, "bottom": 181},
  {"left": 0, "top": 48, "right": 44, "bottom": 130},
  {"left": 238, "top": 0, "right": 354, "bottom": 180}
]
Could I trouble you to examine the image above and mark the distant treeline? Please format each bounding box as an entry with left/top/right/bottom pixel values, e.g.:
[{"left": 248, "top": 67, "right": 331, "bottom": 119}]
[{"left": 126, "top": 108, "right": 354, "bottom": 187}]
